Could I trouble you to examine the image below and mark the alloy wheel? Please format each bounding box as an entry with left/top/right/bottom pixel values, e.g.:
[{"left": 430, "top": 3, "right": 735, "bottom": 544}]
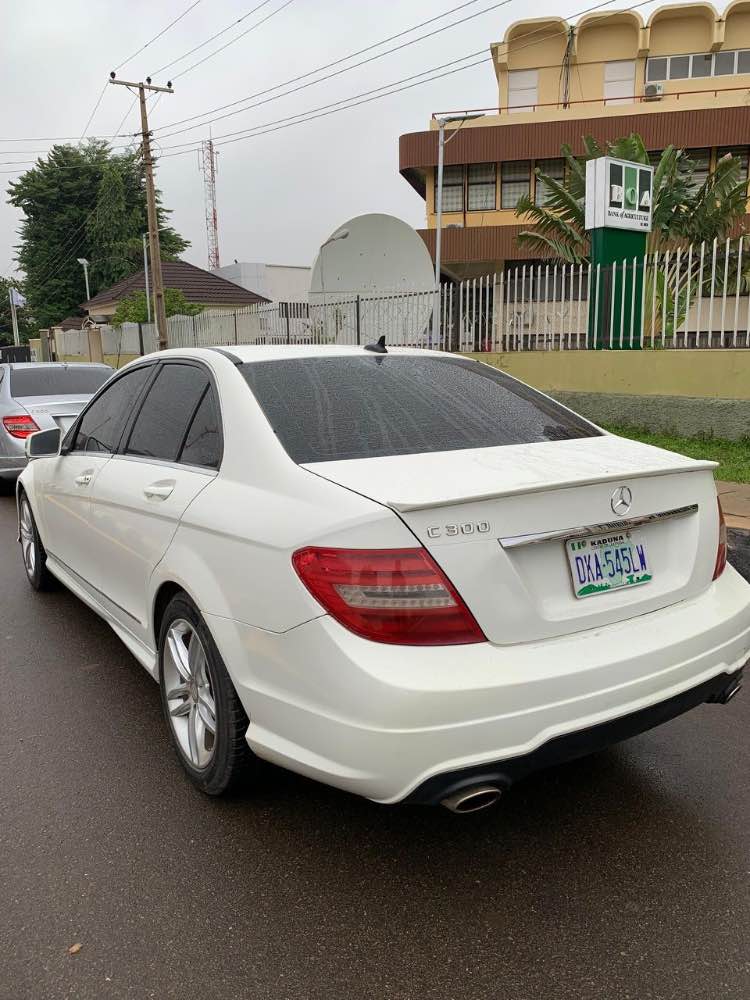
[
  {"left": 163, "top": 619, "right": 217, "bottom": 770},
  {"left": 19, "top": 498, "right": 36, "bottom": 579}
]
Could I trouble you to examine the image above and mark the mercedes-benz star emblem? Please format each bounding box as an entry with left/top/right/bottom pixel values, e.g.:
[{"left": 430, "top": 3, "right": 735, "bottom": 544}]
[{"left": 611, "top": 486, "right": 633, "bottom": 516}]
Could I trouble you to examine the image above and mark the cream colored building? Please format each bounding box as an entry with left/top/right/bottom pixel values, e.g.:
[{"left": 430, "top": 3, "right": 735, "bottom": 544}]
[{"left": 399, "top": 2, "right": 750, "bottom": 278}]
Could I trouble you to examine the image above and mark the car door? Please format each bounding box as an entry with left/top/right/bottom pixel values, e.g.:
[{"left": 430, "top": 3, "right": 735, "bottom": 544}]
[
  {"left": 36, "top": 363, "right": 155, "bottom": 591},
  {"left": 88, "top": 360, "right": 222, "bottom": 644}
]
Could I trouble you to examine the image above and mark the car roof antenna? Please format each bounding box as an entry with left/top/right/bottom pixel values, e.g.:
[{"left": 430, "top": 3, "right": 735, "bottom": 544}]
[{"left": 364, "top": 335, "right": 387, "bottom": 354}]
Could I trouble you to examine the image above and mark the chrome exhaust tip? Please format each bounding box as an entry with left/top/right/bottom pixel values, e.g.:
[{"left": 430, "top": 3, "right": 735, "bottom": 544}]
[
  {"left": 441, "top": 785, "right": 503, "bottom": 814},
  {"left": 709, "top": 672, "right": 743, "bottom": 705}
]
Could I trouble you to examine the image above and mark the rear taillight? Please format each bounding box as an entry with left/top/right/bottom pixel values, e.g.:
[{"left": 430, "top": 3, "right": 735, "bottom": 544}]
[
  {"left": 2, "top": 414, "right": 40, "bottom": 439},
  {"left": 292, "top": 546, "right": 486, "bottom": 646},
  {"left": 713, "top": 497, "right": 728, "bottom": 580}
]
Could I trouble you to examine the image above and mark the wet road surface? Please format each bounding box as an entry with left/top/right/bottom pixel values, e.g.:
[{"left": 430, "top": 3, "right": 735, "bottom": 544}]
[{"left": 1, "top": 493, "right": 749, "bottom": 1000}]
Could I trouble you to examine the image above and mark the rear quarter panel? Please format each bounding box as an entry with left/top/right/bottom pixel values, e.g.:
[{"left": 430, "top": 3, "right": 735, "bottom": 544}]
[{"left": 150, "top": 470, "right": 418, "bottom": 643}]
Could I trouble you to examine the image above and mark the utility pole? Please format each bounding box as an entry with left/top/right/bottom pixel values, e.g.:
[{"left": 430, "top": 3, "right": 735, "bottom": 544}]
[
  {"left": 109, "top": 73, "right": 173, "bottom": 350},
  {"left": 142, "top": 233, "right": 151, "bottom": 323}
]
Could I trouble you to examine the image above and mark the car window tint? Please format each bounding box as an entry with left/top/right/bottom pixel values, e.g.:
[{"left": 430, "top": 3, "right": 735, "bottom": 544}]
[
  {"left": 240, "top": 356, "right": 600, "bottom": 464},
  {"left": 179, "top": 387, "right": 221, "bottom": 469},
  {"left": 10, "top": 366, "right": 112, "bottom": 397},
  {"left": 73, "top": 365, "right": 152, "bottom": 454},
  {"left": 126, "top": 364, "right": 209, "bottom": 462}
]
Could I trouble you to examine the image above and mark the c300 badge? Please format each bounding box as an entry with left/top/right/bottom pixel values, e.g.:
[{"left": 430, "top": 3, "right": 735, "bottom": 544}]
[{"left": 426, "top": 521, "right": 491, "bottom": 538}]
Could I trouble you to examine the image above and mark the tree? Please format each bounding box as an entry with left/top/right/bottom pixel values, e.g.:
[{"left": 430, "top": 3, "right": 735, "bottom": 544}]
[
  {"left": 514, "top": 134, "right": 748, "bottom": 263},
  {"left": 7, "top": 141, "right": 189, "bottom": 329},
  {"left": 111, "top": 288, "right": 204, "bottom": 326},
  {"left": 0, "top": 276, "right": 34, "bottom": 345}
]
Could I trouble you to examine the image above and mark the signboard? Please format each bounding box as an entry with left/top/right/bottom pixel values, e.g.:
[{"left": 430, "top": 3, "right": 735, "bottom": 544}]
[{"left": 585, "top": 156, "right": 653, "bottom": 232}]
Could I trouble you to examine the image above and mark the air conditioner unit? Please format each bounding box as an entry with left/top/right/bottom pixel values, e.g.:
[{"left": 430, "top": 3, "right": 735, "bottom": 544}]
[
  {"left": 644, "top": 82, "right": 664, "bottom": 101},
  {"left": 446, "top": 223, "right": 464, "bottom": 229}
]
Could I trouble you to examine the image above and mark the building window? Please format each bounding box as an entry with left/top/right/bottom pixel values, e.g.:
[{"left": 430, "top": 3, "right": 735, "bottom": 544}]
[
  {"left": 669, "top": 55, "right": 691, "bottom": 80},
  {"left": 687, "top": 148, "right": 711, "bottom": 189},
  {"left": 714, "top": 50, "right": 736, "bottom": 75},
  {"left": 648, "top": 149, "right": 663, "bottom": 168},
  {"left": 647, "top": 50, "right": 750, "bottom": 82},
  {"left": 501, "top": 161, "right": 531, "bottom": 209},
  {"left": 691, "top": 53, "right": 713, "bottom": 78},
  {"left": 467, "top": 163, "right": 496, "bottom": 211},
  {"left": 604, "top": 60, "right": 635, "bottom": 104},
  {"left": 437, "top": 164, "right": 464, "bottom": 212},
  {"left": 508, "top": 69, "right": 538, "bottom": 112},
  {"left": 534, "top": 159, "right": 565, "bottom": 205},
  {"left": 646, "top": 57, "right": 668, "bottom": 82},
  {"left": 718, "top": 146, "right": 749, "bottom": 186}
]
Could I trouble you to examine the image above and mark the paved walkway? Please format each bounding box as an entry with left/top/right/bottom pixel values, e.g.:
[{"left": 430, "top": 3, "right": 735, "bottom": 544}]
[{"left": 717, "top": 481, "right": 750, "bottom": 531}]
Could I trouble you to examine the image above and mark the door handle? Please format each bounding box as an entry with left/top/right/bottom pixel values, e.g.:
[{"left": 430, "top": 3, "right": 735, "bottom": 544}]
[
  {"left": 143, "top": 480, "right": 175, "bottom": 501},
  {"left": 74, "top": 471, "right": 93, "bottom": 486}
]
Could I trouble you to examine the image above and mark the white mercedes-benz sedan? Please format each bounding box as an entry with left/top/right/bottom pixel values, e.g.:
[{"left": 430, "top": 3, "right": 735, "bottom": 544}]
[{"left": 16, "top": 346, "right": 750, "bottom": 812}]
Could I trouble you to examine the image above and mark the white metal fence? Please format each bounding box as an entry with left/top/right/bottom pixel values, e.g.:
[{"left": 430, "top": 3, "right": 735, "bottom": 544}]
[{"left": 53, "top": 238, "right": 750, "bottom": 359}]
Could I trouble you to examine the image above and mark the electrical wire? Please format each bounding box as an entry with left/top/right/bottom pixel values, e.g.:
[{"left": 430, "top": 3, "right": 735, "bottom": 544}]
[
  {"left": 158, "top": 50, "right": 492, "bottom": 153},
  {"left": 113, "top": 0, "right": 203, "bottom": 73},
  {"left": 150, "top": 0, "right": 276, "bottom": 77},
  {"left": 80, "top": 83, "right": 109, "bottom": 141},
  {"left": 171, "top": 0, "right": 298, "bottom": 81},
  {"left": 154, "top": 0, "right": 517, "bottom": 137}
]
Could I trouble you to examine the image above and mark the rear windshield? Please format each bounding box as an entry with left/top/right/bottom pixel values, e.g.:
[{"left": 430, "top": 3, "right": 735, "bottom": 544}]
[
  {"left": 10, "top": 366, "right": 112, "bottom": 397},
  {"left": 239, "top": 355, "right": 600, "bottom": 464}
]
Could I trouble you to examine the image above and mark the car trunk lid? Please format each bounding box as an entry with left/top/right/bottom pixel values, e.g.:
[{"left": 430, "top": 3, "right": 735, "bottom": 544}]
[
  {"left": 304, "top": 434, "right": 720, "bottom": 644},
  {"left": 13, "top": 394, "right": 91, "bottom": 433}
]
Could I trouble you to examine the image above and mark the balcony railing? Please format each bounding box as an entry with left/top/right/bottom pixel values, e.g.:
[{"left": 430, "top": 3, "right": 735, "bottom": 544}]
[{"left": 431, "top": 84, "right": 750, "bottom": 120}]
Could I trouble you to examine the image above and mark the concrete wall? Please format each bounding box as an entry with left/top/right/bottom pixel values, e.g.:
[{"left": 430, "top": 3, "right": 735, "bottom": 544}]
[{"left": 466, "top": 349, "right": 750, "bottom": 439}]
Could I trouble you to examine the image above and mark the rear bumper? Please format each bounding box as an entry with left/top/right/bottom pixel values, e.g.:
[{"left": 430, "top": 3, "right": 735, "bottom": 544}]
[
  {"left": 403, "top": 669, "right": 744, "bottom": 805},
  {"left": 0, "top": 453, "right": 26, "bottom": 479},
  {"left": 205, "top": 565, "right": 750, "bottom": 804}
]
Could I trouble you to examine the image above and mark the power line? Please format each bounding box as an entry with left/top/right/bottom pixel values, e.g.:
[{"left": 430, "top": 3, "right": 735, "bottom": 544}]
[
  {"left": 150, "top": 0, "right": 276, "bottom": 77},
  {"left": 113, "top": 0, "right": 203, "bottom": 73},
  {"left": 151, "top": 53, "right": 492, "bottom": 159},
  {"left": 171, "top": 0, "right": 298, "bottom": 81},
  {"left": 76, "top": 0, "right": 202, "bottom": 144},
  {"left": 157, "top": 0, "right": 656, "bottom": 154},
  {"left": 158, "top": 50, "right": 491, "bottom": 152},
  {"left": 154, "top": 0, "right": 516, "bottom": 137},
  {"left": 80, "top": 83, "right": 109, "bottom": 141}
]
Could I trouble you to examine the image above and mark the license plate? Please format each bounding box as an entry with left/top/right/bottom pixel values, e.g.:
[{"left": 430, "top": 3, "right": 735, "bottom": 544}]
[{"left": 566, "top": 530, "right": 652, "bottom": 599}]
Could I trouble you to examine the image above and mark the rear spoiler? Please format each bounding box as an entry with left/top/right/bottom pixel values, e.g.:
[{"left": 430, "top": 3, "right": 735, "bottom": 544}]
[{"left": 386, "top": 461, "right": 718, "bottom": 513}]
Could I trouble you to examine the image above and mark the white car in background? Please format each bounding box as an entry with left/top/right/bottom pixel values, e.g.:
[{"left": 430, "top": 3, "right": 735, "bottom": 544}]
[
  {"left": 0, "top": 362, "right": 112, "bottom": 484},
  {"left": 16, "top": 346, "right": 750, "bottom": 812}
]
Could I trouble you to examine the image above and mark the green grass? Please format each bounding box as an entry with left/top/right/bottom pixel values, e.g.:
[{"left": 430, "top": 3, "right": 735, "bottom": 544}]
[{"left": 602, "top": 426, "right": 750, "bottom": 484}]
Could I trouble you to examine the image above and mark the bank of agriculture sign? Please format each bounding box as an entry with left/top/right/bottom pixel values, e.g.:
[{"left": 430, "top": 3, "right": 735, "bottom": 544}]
[{"left": 585, "top": 156, "right": 654, "bottom": 232}]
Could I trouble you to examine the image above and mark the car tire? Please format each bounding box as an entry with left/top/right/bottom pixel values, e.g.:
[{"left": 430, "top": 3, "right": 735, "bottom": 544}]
[
  {"left": 158, "top": 593, "right": 259, "bottom": 796},
  {"left": 18, "top": 491, "right": 55, "bottom": 591}
]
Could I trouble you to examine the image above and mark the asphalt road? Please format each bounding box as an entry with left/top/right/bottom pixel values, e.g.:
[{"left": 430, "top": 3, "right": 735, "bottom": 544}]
[{"left": 1, "top": 492, "right": 749, "bottom": 1000}]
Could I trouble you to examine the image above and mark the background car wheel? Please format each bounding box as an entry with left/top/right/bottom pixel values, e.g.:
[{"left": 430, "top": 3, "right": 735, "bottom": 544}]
[
  {"left": 19, "top": 492, "right": 54, "bottom": 591},
  {"left": 158, "top": 593, "right": 259, "bottom": 796}
]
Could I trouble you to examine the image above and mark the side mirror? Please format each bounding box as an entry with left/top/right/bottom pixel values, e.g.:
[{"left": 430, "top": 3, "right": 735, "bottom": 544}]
[{"left": 25, "top": 427, "right": 61, "bottom": 460}]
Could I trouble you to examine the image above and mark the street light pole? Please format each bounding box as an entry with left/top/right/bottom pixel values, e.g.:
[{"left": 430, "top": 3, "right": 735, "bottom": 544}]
[
  {"left": 318, "top": 229, "right": 349, "bottom": 340},
  {"left": 77, "top": 258, "right": 91, "bottom": 302},
  {"left": 431, "top": 113, "right": 485, "bottom": 346}
]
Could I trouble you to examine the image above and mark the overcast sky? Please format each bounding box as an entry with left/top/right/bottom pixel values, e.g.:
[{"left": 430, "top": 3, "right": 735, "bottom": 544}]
[{"left": 0, "top": 0, "right": 665, "bottom": 280}]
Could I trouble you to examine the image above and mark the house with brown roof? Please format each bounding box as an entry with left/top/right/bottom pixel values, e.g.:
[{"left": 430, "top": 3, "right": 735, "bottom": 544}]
[{"left": 81, "top": 260, "right": 269, "bottom": 321}]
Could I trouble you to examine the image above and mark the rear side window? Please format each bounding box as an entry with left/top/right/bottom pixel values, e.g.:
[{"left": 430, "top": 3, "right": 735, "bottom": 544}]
[
  {"left": 179, "top": 387, "right": 221, "bottom": 469},
  {"left": 240, "top": 356, "right": 600, "bottom": 464},
  {"left": 11, "top": 366, "right": 112, "bottom": 397},
  {"left": 73, "top": 365, "right": 152, "bottom": 454},
  {"left": 126, "top": 364, "right": 209, "bottom": 462}
]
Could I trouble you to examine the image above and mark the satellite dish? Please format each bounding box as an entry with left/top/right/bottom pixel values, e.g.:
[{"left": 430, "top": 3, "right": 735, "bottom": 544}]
[{"left": 309, "top": 213, "right": 435, "bottom": 346}]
